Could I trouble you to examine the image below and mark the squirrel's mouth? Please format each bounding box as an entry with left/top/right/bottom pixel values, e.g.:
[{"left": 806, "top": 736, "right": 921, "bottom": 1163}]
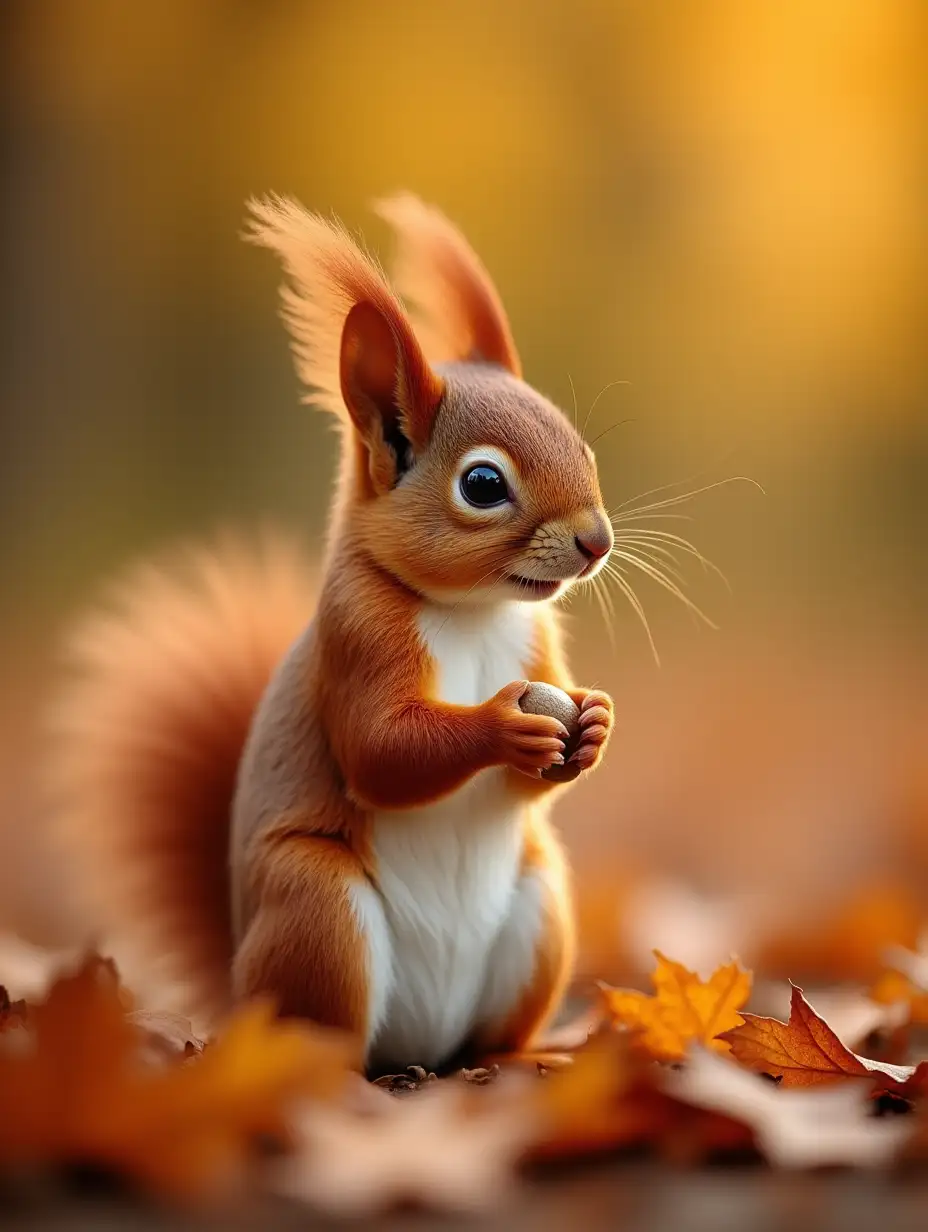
[{"left": 505, "top": 575, "right": 564, "bottom": 601}]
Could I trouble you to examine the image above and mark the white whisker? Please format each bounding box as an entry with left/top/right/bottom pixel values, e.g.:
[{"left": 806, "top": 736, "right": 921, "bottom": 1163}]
[
  {"left": 610, "top": 475, "right": 763, "bottom": 519},
  {"left": 611, "top": 550, "right": 718, "bottom": 629},
  {"left": 567, "top": 373, "right": 579, "bottom": 431},
  {"left": 587, "top": 418, "right": 637, "bottom": 448},
  {"left": 589, "top": 575, "right": 617, "bottom": 654},
  {"left": 614, "top": 543, "right": 688, "bottom": 588},
  {"left": 613, "top": 529, "right": 731, "bottom": 591},
  {"left": 612, "top": 512, "right": 694, "bottom": 525},
  {"left": 602, "top": 562, "right": 660, "bottom": 665},
  {"left": 580, "top": 379, "right": 631, "bottom": 441}
]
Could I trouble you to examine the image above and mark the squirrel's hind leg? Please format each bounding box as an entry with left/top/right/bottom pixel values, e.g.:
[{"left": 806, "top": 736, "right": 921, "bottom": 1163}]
[
  {"left": 469, "top": 819, "right": 575, "bottom": 1055},
  {"left": 232, "top": 833, "right": 391, "bottom": 1056}
]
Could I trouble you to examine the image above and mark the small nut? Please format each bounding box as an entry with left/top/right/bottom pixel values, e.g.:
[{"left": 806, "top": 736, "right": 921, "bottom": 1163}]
[{"left": 518, "top": 681, "right": 581, "bottom": 769}]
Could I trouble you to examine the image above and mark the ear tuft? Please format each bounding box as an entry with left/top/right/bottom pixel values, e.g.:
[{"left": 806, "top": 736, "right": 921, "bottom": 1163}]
[
  {"left": 374, "top": 193, "right": 522, "bottom": 378},
  {"left": 244, "top": 195, "right": 438, "bottom": 425}
]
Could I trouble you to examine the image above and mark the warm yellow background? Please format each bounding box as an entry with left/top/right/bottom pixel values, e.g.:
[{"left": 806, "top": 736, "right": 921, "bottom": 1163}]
[{"left": 2, "top": 1, "right": 926, "bottom": 972}]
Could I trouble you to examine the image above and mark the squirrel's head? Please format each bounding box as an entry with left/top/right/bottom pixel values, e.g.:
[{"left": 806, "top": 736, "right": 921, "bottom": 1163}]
[{"left": 247, "top": 193, "right": 612, "bottom": 605}]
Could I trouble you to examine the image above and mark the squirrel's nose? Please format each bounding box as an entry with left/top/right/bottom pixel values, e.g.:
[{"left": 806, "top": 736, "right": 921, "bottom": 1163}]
[{"left": 575, "top": 527, "right": 612, "bottom": 561}]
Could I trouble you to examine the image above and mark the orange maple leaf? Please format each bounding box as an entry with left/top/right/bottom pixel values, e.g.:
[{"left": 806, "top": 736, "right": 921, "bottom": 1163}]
[
  {"left": 0, "top": 955, "right": 357, "bottom": 1202},
  {"left": 721, "top": 984, "right": 928, "bottom": 1094},
  {"left": 598, "top": 952, "right": 752, "bottom": 1062}
]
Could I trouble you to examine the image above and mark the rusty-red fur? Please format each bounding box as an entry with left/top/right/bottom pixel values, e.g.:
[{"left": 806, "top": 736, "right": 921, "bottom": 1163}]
[{"left": 52, "top": 195, "right": 615, "bottom": 1066}]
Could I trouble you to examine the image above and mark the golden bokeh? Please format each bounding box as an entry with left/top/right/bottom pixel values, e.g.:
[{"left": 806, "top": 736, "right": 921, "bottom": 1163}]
[{"left": 2, "top": 0, "right": 926, "bottom": 958}]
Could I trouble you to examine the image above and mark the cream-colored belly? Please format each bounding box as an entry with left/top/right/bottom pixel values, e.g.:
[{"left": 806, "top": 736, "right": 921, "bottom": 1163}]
[{"left": 364, "top": 601, "right": 536, "bottom": 1072}]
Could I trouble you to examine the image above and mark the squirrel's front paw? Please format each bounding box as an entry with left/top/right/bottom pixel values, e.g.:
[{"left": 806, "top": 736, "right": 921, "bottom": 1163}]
[
  {"left": 565, "top": 688, "right": 614, "bottom": 772},
  {"left": 484, "top": 680, "right": 569, "bottom": 778}
]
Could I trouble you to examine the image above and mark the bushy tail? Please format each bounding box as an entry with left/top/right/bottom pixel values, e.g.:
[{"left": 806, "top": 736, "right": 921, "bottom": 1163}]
[{"left": 48, "top": 531, "right": 317, "bottom": 1023}]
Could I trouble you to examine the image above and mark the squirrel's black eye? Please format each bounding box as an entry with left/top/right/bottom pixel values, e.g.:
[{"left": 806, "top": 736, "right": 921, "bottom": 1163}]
[{"left": 460, "top": 464, "right": 509, "bottom": 508}]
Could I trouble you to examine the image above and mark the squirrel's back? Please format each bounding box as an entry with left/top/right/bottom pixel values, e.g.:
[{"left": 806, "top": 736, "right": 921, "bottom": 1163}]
[{"left": 49, "top": 531, "right": 316, "bottom": 1020}]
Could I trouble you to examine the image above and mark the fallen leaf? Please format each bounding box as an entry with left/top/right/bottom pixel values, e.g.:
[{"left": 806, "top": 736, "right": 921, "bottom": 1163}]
[
  {"left": 794, "top": 985, "right": 910, "bottom": 1059},
  {"left": 525, "top": 1030, "right": 750, "bottom": 1164},
  {"left": 668, "top": 1047, "right": 912, "bottom": 1169},
  {"left": 599, "top": 952, "right": 752, "bottom": 1062},
  {"left": 722, "top": 984, "right": 928, "bottom": 1094},
  {"left": 276, "top": 1082, "right": 532, "bottom": 1215},
  {"left": 0, "top": 954, "right": 357, "bottom": 1203}
]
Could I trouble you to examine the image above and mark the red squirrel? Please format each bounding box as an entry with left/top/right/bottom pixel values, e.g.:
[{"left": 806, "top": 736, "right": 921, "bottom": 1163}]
[{"left": 52, "top": 194, "right": 615, "bottom": 1073}]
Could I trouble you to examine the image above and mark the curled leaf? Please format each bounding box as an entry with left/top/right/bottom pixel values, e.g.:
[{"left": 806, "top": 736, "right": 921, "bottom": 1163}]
[{"left": 722, "top": 983, "right": 927, "bottom": 1094}]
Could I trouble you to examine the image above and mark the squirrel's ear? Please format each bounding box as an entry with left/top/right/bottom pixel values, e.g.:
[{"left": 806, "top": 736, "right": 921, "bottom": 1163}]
[
  {"left": 374, "top": 193, "right": 522, "bottom": 378},
  {"left": 244, "top": 195, "right": 443, "bottom": 488},
  {"left": 339, "top": 300, "right": 444, "bottom": 492}
]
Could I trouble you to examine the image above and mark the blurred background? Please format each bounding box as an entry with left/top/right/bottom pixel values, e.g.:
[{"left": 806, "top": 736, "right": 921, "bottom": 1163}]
[{"left": 1, "top": 0, "right": 926, "bottom": 984}]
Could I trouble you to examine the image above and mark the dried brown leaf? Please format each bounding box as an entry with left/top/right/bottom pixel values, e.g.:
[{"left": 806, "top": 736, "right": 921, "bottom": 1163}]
[
  {"left": 802, "top": 985, "right": 910, "bottom": 1056},
  {"left": 722, "top": 983, "right": 928, "bottom": 1094}
]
